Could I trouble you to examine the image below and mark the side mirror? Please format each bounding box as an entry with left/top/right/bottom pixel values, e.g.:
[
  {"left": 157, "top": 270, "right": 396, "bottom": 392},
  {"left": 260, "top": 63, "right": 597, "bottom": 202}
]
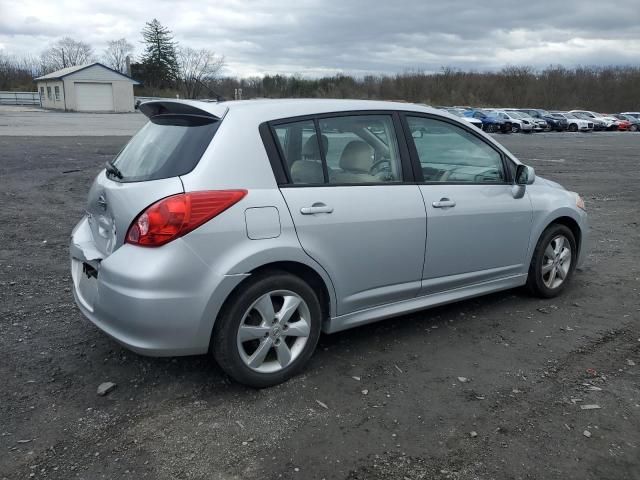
[
  {"left": 515, "top": 164, "right": 535, "bottom": 185},
  {"left": 412, "top": 129, "right": 424, "bottom": 139}
]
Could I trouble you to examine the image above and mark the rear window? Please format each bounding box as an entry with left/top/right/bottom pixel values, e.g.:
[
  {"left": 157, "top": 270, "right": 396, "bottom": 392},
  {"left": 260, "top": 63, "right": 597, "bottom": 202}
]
[{"left": 110, "top": 114, "right": 219, "bottom": 182}]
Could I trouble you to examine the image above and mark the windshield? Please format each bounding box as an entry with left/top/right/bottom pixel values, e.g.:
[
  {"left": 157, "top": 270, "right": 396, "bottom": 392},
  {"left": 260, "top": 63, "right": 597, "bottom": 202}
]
[{"left": 110, "top": 115, "right": 219, "bottom": 183}]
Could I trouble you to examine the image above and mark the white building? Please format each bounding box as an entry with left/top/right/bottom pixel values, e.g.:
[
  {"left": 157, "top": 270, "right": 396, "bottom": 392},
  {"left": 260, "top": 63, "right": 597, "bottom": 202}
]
[{"left": 35, "top": 63, "right": 140, "bottom": 112}]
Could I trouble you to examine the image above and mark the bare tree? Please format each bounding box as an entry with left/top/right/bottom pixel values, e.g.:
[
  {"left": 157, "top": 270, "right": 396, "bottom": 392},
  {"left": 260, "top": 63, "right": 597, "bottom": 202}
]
[
  {"left": 40, "top": 37, "right": 94, "bottom": 73},
  {"left": 177, "top": 47, "right": 224, "bottom": 99},
  {"left": 103, "top": 38, "right": 134, "bottom": 73}
]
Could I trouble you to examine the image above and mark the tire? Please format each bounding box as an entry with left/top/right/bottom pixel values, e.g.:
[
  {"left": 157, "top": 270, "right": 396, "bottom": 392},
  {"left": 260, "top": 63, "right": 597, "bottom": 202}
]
[
  {"left": 512, "top": 125, "right": 521, "bottom": 133},
  {"left": 631, "top": 124, "right": 638, "bottom": 132},
  {"left": 212, "top": 271, "right": 322, "bottom": 388},
  {"left": 568, "top": 123, "right": 578, "bottom": 132},
  {"left": 526, "top": 224, "right": 577, "bottom": 298}
]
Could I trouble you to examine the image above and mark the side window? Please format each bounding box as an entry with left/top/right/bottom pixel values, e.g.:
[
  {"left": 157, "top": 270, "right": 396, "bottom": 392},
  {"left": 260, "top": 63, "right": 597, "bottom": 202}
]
[
  {"left": 54, "top": 86, "right": 60, "bottom": 101},
  {"left": 406, "top": 116, "right": 506, "bottom": 183},
  {"left": 39, "top": 87, "right": 45, "bottom": 100},
  {"left": 273, "top": 120, "right": 324, "bottom": 185},
  {"left": 46, "top": 86, "right": 52, "bottom": 100},
  {"left": 318, "top": 115, "right": 402, "bottom": 184}
]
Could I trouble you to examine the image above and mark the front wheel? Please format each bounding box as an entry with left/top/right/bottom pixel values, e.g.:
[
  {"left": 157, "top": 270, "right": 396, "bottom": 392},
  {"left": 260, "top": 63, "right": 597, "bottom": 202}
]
[
  {"left": 512, "top": 125, "right": 521, "bottom": 133},
  {"left": 212, "top": 272, "right": 322, "bottom": 388},
  {"left": 527, "top": 224, "right": 577, "bottom": 298}
]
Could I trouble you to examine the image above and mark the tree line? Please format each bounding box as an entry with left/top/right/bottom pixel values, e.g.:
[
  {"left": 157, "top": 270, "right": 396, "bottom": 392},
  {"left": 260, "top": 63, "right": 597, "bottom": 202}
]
[
  {"left": 0, "top": 19, "right": 224, "bottom": 99},
  {"left": 212, "top": 66, "right": 640, "bottom": 112},
  {"left": 1, "top": 18, "right": 639, "bottom": 111}
]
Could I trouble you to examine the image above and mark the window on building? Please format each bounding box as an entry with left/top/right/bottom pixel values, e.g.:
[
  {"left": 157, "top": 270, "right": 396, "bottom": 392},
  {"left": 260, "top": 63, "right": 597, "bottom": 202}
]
[
  {"left": 39, "top": 87, "right": 45, "bottom": 100},
  {"left": 54, "top": 86, "right": 60, "bottom": 101},
  {"left": 46, "top": 87, "right": 52, "bottom": 100}
]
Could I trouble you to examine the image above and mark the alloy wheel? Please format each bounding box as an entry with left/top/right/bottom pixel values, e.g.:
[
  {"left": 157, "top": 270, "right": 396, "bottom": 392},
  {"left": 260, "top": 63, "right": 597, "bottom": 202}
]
[
  {"left": 541, "top": 235, "right": 572, "bottom": 289},
  {"left": 236, "top": 290, "right": 311, "bottom": 373}
]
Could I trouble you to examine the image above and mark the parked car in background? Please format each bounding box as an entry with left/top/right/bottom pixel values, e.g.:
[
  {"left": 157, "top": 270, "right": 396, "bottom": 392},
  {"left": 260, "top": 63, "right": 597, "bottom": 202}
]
[
  {"left": 569, "top": 110, "right": 616, "bottom": 131},
  {"left": 570, "top": 112, "right": 607, "bottom": 131},
  {"left": 517, "top": 109, "right": 568, "bottom": 132},
  {"left": 550, "top": 112, "right": 593, "bottom": 132},
  {"left": 484, "top": 109, "right": 534, "bottom": 133},
  {"left": 442, "top": 107, "right": 483, "bottom": 129},
  {"left": 621, "top": 112, "right": 640, "bottom": 120},
  {"left": 69, "top": 99, "right": 588, "bottom": 387},
  {"left": 504, "top": 109, "right": 547, "bottom": 131},
  {"left": 613, "top": 113, "right": 640, "bottom": 131},
  {"left": 465, "top": 109, "right": 512, "bottom": 133}
]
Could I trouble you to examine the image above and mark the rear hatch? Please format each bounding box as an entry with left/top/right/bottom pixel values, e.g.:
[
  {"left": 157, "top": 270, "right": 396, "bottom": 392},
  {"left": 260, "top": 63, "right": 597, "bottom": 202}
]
[{"left": 85, "top": 101, "right": 227, "bottom": 257}]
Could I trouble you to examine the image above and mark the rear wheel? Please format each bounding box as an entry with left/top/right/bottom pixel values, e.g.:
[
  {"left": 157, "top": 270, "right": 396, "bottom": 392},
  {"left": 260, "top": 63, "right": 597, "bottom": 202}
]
[
  {"left": 630, "top": 124, "right": 639, "bottom": 132},
  {"left": 212, "top": 272, "right": 322, "bottom": 388},
  {"left": 527, "top": 224, "right": 577, "bottom": 298}
]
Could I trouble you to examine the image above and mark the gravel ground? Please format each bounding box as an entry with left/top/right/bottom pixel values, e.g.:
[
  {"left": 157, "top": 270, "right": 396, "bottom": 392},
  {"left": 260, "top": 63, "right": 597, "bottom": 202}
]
[{"left": 1, "top": 131, "right": 639, "bottom": 480}]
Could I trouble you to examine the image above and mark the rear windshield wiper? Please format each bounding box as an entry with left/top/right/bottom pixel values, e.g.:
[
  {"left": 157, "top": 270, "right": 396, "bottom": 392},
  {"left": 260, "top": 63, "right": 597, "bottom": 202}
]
[{"left": 105, "top": 159, "right": 123, "bottom": 179}]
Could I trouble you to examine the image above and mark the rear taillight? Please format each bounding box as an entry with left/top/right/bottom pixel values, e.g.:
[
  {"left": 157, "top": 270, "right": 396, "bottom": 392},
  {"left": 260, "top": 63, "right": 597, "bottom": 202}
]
[{"left": 126, "top": 190, "right": 247, "bottom": 247}]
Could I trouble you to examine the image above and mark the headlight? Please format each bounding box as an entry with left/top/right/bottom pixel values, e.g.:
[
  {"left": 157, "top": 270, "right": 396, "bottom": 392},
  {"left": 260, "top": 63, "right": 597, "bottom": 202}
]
[{"left": 575, "top": 193, "right": 586, "bottom": 211}]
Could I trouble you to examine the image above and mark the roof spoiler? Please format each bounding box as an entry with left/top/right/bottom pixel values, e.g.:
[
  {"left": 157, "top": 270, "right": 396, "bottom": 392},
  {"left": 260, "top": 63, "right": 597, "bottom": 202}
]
[{"left": 138, "top": 100, "right": 227, "bottom": 120}]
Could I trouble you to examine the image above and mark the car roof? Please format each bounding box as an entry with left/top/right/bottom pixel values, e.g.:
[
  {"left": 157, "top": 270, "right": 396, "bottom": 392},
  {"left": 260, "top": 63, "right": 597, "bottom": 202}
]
[{"left": 142, "top": 98, "right": 441, "bottom": 123}]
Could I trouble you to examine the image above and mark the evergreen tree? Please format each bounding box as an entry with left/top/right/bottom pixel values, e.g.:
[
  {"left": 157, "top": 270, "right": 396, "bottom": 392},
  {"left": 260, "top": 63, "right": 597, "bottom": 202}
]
[{"left": 140, "top": 19, "right": 178, "bottom": 88}]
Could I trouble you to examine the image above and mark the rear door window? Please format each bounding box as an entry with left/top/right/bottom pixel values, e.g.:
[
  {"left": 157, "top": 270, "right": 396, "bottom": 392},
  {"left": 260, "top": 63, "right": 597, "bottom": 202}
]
[
  {"left": 273, "top": 120, "right": 325, "bottom": 185},
  {"left": 271, "top": 114, "right": 403, "bottom": 186},
  {"left": 110, "top": 114, "right": 219, "bottom": 182},
  {"left": 318, "top": 115, "right": 402, "bottom": 184}
]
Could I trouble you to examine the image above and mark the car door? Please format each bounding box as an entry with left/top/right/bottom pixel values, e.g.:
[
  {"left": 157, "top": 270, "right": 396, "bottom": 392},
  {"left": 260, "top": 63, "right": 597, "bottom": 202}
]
[
  {"left": 270, "top": 113, "right": 427, "bottom": 316},
  {"left": 402, "top": 114, "right": 533, "bottom": 295}
]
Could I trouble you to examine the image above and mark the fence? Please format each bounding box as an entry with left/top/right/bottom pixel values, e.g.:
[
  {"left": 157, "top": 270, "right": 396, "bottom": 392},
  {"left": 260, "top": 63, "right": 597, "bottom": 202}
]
[{"left": 0, "top": 91, "right": 41, "bottom": 106}]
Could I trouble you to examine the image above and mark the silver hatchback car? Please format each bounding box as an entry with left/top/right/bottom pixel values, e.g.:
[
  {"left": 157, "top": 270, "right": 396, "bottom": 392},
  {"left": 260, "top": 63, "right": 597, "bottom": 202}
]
[{"left": 71, "top": 99, "right": 588, "bottom": 387}]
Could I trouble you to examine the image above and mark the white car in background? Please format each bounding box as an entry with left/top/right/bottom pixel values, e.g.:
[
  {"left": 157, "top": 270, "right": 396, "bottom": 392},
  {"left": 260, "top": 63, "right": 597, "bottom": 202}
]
[
  {"left": 569, "top": 110, "right": 615, "bottom": 130},
  {"left": 504, "top": 109, "right": 547, "bottom": 131},
  {"left": 551, "top": 112, "right": 593, "bottom": 132},
  {"left": 485, "top": 110, "right": 534, "bottom": 133},
  {"left": 621, "top": 111, "right": 640, "bottom": 120}
]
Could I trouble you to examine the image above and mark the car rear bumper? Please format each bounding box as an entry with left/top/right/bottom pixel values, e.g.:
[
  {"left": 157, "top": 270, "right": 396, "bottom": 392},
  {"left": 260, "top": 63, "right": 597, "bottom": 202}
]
[{"left": 70, "top": 216, "right": 245, "bottom": 356}]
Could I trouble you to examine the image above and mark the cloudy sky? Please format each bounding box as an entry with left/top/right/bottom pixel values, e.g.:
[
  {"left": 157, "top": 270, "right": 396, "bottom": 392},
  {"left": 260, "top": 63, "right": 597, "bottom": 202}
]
[{"left": 1, "top": 0, "right": 639, "bottom": 77}]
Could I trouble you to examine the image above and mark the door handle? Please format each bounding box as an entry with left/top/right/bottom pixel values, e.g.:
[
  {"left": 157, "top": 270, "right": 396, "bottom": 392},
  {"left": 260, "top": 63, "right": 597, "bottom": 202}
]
[
  {"left": 300, "top": 203, "right": 333, "bottom": 215},
  {"left": 432, "top": 198, "right": 456, "bottom": 208}
]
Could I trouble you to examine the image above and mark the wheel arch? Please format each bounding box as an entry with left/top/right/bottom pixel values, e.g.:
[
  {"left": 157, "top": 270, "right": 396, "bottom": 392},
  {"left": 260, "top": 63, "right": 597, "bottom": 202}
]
[
  {"left": 548, "top": 215, "right": 582, "bottom": 253},
  {"left": 205, "top": 257, "right": 336, "bottom": 352},
  {"left": 246, "top": 261, "right": 333, "bottom": 323},
  {"left": 526, "top": 207, "right": 585, "bottom": 269}
]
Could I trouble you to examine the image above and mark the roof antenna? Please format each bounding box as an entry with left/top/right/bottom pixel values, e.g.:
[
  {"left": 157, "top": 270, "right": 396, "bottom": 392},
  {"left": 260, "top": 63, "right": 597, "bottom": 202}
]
[{"left": 195, "top": 78, "right": 225, "bottom": 102}]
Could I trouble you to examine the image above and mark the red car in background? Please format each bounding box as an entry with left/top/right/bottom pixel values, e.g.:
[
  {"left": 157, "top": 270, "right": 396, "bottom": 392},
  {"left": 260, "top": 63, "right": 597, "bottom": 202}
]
[{"left": 612, "top": 114, "right": 640, "bottom": 132}]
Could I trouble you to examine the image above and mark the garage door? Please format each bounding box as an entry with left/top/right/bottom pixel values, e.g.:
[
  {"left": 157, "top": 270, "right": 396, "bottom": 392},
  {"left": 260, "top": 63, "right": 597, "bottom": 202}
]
[{"left": 75, "top": 83, "right": 114, "bottom": 112}]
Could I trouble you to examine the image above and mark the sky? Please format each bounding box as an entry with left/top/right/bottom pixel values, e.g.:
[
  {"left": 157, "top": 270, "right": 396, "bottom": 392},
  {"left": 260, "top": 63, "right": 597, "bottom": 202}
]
[{"left": 1, "top": 0, "right": 639, "bottom": 77}]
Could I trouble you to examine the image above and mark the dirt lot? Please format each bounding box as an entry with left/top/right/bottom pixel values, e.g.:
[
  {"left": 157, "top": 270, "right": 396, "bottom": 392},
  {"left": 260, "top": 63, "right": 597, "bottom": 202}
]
[{"left": 1, "top": 131, "right": 639, "bottom": 480}]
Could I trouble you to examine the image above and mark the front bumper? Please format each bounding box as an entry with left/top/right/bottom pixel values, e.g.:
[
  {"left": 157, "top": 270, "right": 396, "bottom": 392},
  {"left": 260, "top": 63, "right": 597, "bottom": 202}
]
[
  {"left": 576, "top": 209, "right": 589, "bottom": 269},
  {"left": 70, "top": 216, "right": 245, "bottom": 356}
]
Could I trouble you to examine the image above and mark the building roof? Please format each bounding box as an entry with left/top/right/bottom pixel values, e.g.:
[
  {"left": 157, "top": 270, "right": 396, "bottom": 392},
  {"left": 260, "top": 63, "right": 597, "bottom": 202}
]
[{"left": 34, "top": 62, "right": 140, "bottom": 84}]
